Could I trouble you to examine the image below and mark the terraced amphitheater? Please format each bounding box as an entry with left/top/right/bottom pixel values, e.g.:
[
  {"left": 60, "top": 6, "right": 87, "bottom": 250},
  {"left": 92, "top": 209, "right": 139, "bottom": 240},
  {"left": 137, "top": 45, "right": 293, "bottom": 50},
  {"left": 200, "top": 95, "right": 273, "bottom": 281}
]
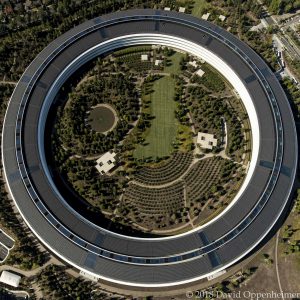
[
  {"left": 183, "top": 157, "right": 225, "bottom": 202},
  {"left": 133, "top": 152, "right": 193, "bottom": 185},
  {"left": 123, "top": 181, "right": 185, "bottom": 215},
  {"left": 118, "top": 154, "right": 242, "bottom": 232}
]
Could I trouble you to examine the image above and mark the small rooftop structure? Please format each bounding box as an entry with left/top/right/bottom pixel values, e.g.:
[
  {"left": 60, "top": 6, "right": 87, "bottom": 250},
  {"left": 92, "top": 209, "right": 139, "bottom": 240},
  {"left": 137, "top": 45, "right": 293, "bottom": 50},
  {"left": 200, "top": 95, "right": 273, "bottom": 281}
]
[
  {"left": 141, "top": 54, "right": 149, "bottom": 61},
  {"left": 202, "top": 13, "right": 210, "bottom": 21},
  {"left": 179, "top": 7, "right": 186, "bottom": 13},
  {"left": 207, "top": 270, "right": 226, "bottom": 281},
  {"left": 164, "top": 7, "right": 171, "bottom": 11},
  {"left": 197, "top": 132, "right": 217, "bottom": 150},
  {"left": 79, "top": 270, "right": 99, "bottom": 282},
  {"left": 155, "top": 59, "right": 162, "bottom": 66},
  {"left": 0, "top": 271, "right": 21, "bottom": 288},
  {"left": 196, "top": 69, "right": 205, "bottom": 77},
  {"left": 219, "top": 15, "right": 226, "bottom": 22},
  {"left": 96, "top": 151, "right": 117, "bottom": 175},
  {"left": 188, "top": 60, "right": 198, "bottom": 68}
]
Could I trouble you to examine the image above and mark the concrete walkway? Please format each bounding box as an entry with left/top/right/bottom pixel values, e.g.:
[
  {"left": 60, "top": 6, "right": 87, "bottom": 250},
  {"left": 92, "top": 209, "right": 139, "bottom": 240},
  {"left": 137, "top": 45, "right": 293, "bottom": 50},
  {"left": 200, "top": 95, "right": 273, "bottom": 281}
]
[
  {"left": 0, "top": 81, "right": 17, "bottom": 85},
  {"left": 0, "top": 256, "right": 64, "bottom": 277},
  {"left": 275, "top": 230, "right": 285, "bottom": 300}
]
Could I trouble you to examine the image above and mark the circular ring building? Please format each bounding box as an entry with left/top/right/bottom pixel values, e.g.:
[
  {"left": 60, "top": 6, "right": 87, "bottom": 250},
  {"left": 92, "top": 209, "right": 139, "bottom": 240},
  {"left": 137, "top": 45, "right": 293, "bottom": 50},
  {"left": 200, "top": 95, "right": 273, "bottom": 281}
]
[{"left": 2, "top": 9, "right": 297, "bottom": 287}]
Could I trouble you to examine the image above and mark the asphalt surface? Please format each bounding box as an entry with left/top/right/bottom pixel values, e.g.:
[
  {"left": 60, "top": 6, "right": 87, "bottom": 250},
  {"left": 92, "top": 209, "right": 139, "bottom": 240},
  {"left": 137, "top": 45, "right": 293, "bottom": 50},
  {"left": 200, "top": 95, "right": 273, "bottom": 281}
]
[
  {"left": 0, "top": 244, "right": 8, "bottom": 261},
  {"left": 0, "top": 231, "right": 14, "bottom": 249},
  {"left": 1, "top": 9, "right": 297, "bottom": 286}
]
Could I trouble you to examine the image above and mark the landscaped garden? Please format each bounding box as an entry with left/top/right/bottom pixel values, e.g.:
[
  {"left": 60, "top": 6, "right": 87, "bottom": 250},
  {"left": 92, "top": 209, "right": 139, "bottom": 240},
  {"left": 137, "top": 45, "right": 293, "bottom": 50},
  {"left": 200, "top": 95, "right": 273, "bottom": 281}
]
[{"left": 49, "top": 45, "right": 251, "bottom": 236}]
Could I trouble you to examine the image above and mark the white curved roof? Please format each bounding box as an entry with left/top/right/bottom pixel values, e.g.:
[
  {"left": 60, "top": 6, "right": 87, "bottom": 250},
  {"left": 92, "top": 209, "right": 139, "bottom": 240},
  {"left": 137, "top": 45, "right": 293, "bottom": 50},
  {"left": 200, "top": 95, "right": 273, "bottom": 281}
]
[{"left": 0, "top": 271, "right": 21, "bottom": 287}]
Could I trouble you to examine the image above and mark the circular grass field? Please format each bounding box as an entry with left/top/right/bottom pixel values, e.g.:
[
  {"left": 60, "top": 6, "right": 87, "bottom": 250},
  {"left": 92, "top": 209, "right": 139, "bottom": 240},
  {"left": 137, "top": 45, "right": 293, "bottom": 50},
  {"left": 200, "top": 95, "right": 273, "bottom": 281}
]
[{"left": 88, "top": 104, "right": 117, "bottom": 133}]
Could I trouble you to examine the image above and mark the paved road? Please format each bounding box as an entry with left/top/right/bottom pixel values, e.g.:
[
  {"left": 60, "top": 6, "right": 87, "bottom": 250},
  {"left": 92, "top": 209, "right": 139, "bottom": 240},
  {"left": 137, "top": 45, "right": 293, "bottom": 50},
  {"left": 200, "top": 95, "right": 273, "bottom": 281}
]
[
  {"left": 281, "top": 15, "right": 300, "bottom": 30},
  {"left": 278, "top": 33, "right": 300, "bottom": 61},
  {"left": 259, "top": 0, "right": 300, "bottom": 85},
  {"left": 258, "top": 1, "right": 300, "bottom": 61},
  {"left": 258, "top": 0, "right": 277, "bottom": 26},
  {"left": 272, "top": 36, "right": 296, "bottom": 80}
]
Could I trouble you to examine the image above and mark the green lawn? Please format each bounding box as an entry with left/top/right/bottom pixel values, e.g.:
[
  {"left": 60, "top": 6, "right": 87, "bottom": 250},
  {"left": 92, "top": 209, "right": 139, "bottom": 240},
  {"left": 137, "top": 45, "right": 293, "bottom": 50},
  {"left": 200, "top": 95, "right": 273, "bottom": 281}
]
[
  {"left": 164, "top": 52, "right": 185, "bottom": 75},
  {"left": 192, "top": 0, "right": 209, "bottom": 19},
  {"left": 134, "top": 76, "right": 178, "bottom": 159}
]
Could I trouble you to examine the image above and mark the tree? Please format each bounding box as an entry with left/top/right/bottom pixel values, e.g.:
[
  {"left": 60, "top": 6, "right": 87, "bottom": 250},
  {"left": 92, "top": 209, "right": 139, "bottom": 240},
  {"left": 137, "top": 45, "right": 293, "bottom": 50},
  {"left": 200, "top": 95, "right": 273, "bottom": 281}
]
[{"left": 268, "top": 0, "right": 280, "bottom": 13}]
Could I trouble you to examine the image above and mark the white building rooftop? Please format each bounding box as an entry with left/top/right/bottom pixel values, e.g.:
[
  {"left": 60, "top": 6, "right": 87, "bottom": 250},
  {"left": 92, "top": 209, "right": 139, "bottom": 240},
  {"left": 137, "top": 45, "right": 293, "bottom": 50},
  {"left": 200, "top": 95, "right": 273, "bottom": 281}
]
[
  {"left": 202, "top": 13, "right": 210, "bottom": 20},
  {"left": 96, "top": 151, "right": 117, "bottom": 175},
  {"left": 155, "top": 59, "right": 162, "bottom": 66},
  {"left": 0, "top": 271, "right": 21, "bottom": 287},
  {"left": 164, "top": 7, "right": 171, "bottom": 11},
  {"left": 196, "top": 69, "right": 205, "bottom": 77},
  {"left": 219, "top": 15, "right": 226, "bottom": 22},
  {"left": 179, "top": 7, "right": 186, "bottom": 13},
  {"left": 188, "top": 60, "right": 198, "bottom": 68},
  {"left": 141, "top": 54, "right": 149, "bottom": 61},
  {"left": 197, "top": 132, "right": 217, "bottom": 150}
]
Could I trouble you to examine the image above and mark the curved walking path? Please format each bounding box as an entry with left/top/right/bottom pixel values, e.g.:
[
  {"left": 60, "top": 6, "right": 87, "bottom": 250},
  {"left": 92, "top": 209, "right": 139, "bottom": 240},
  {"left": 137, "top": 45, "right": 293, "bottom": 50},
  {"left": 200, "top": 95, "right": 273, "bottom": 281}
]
[
  {"left": 130, "top": 158, "right": 199, "bottom": 189},
  {"left": 0, "top": 81, "right": 17, "bottom": 85},
  {"left": 0, "top": 258, "right": 60, "bottom": 277},
  {"left": 131, "top": 151, "right": 232, "bottom": 189},
  {"left": 275, "top": 230, "right": 285, "bottom": 300},
  {"left": 3, "top": 288, "right": 29, "bottom": 298}
]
